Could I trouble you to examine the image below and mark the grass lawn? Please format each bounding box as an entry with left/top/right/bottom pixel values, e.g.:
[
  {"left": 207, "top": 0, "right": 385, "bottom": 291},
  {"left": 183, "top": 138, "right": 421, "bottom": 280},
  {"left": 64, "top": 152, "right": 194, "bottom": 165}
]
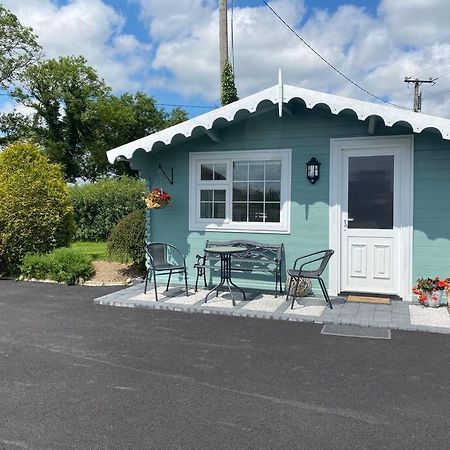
[{"left": 71, "top": 241, "right": 108, "bottom": 260}]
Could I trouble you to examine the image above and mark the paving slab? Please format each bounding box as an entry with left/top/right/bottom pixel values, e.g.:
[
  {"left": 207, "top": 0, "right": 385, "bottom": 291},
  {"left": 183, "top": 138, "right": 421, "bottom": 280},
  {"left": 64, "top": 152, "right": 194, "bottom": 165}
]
[{"left": 93, "top": 283, "right": 450, "bottom": 335}]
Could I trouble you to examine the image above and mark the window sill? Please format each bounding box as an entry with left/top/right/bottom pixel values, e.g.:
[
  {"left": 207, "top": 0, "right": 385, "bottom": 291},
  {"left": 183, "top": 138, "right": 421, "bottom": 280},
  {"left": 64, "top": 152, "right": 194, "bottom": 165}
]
[{"left": 189, "top": 223, "right": 291, "bottom": 234}]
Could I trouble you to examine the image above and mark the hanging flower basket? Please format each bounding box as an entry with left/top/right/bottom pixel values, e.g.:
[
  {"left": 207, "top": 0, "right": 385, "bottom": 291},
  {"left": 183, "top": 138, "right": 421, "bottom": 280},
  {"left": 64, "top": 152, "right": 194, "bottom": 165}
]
[{"left": 144, "top": 188, "right": 171, "bottom": 209}]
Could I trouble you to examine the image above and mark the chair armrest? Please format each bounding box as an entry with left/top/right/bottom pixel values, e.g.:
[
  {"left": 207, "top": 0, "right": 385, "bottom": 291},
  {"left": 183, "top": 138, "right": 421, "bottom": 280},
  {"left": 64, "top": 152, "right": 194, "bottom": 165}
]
[
  {"left": 298, "top": 255, "right": 325, "bottom": 273},
  {"left": 293, "top": 250, "right": 325, "bottom": 269}
]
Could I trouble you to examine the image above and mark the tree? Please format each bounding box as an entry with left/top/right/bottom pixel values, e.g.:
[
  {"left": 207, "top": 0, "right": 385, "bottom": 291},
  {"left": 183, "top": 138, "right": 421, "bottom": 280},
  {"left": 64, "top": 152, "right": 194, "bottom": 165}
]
[
  {"left": 11, "top": 55, "right": 110, "bottom": 181},
  {"left": 82, "top": 92, "right": 188, "bottom": 180},
  {"left": 221, "top": 59, "right": 239, "bottom": 105},
  {"left": 0, "top": 141, "right": 74, "bottom": 274},
  {"left": 0, "top": 5, "right": 42, "bottom": 89},
  {"left": 3, "top": 56, "right": 188, "bottom": 181}
]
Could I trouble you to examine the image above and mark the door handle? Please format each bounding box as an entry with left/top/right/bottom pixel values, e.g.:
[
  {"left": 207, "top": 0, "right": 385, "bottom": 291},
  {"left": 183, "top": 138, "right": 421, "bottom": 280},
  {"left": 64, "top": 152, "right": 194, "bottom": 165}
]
[{"left": 343, "top": 218, "right": 354, "bottom": 229}]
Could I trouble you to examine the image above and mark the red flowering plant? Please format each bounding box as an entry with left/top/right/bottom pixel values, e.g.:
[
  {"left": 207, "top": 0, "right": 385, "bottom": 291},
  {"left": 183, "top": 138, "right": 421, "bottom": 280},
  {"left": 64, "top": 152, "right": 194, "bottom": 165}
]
[
  {"left": 412, "top": 277, "right": 448, "bottom": 304},
  {"left": 144, "top": 187, "right": 171, "bottom": 209}
]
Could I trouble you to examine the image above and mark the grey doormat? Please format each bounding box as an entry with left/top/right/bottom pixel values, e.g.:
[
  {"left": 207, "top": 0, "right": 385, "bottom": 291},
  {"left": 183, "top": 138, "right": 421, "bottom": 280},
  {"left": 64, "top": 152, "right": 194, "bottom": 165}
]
[{"left": 321, "top": 324, "right": 391, "bottom": 339}]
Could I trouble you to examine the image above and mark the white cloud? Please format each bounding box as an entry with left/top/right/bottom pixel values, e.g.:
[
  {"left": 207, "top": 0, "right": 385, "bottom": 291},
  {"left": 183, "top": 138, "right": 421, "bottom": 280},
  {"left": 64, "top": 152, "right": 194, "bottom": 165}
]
[
  {"left": 379, "top": 0, "right": 450, "bottom": 46},
  {"left": 136, "top": 0, "right": 450, "bottom": 117},
  {"left": 2, "top": 0, "right": 450, "bottom": 118},
  {"left": 1, "top": 0, "right": 152, "bottom": 92}
]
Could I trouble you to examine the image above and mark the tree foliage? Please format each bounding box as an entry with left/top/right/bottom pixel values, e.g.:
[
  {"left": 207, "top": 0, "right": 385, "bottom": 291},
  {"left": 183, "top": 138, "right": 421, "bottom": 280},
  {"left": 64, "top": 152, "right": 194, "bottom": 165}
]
[
  {"left": 0, "top": 5, "right": 42, "bottom": 89},
  {"left": 69, "top": 176, "right": 146, "bottom": 241},
  {"left": 11, "top": 55, "right": 110, "bottom": 181},
  {"left": 0, "top": 141, "right": 74, "bottom": 273},
  {"left": 1, "top": 56, "right": 188, "bottom": 181},
  {"left": 107, "top": 209, "right": 146, "bottom": 266},
  {"left": 221, "top": 59, "right": 239, "bottom": 106}
]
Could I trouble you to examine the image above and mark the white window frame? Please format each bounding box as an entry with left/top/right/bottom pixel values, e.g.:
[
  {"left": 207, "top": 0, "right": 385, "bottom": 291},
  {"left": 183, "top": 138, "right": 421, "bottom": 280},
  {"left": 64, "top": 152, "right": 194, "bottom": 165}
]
[{"left": 189, "top": 149, "right": 291, "bottom": 233}]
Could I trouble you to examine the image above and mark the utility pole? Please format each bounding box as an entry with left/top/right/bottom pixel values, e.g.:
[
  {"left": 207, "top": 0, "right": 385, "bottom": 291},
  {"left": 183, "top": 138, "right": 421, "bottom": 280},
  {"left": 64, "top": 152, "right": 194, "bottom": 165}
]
[
  {"left": 219, "top": 0, "right": 228, "bottom": 101},
  {"left": 404, "top": 77, "right": 437, "bottom": 112}
]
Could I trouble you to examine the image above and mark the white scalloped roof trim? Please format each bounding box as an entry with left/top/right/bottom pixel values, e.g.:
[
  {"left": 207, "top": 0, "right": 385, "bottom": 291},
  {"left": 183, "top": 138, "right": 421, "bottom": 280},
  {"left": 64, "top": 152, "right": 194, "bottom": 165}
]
[{"left": 107, "top": 84, "right": 450, "bottom": 163}]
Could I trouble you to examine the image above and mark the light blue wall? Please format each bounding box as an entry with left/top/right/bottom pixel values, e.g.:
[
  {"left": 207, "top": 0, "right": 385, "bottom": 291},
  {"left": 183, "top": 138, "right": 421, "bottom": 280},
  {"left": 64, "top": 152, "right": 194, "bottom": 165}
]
[
  {"left": 132, "top": 105, "right": 450, "bottom": 292},
  {"left": 412, "top": 133, "right": 450, "bottom": 281}
]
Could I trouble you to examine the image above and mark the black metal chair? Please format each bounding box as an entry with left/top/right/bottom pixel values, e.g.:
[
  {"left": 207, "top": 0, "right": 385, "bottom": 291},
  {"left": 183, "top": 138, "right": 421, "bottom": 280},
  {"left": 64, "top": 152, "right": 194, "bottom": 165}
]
[
  {"left": 286, "top": 250, "right": 334, "bottom": 309},
  {"left": 144, "top": 243, "right": 189, "bottom": 301}
]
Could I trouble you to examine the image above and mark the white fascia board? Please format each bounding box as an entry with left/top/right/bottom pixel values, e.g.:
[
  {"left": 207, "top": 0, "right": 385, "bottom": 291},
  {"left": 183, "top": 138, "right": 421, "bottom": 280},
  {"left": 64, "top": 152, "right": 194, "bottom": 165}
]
[{"left": 106, "top": 83, "right": 450, "bottom": 163}]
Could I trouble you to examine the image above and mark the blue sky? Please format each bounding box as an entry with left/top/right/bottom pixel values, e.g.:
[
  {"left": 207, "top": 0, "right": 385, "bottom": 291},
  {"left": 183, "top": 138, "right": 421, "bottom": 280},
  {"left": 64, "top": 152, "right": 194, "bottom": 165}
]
[{"left": 2, "top": 0, "right": 450, "bottom": 118}]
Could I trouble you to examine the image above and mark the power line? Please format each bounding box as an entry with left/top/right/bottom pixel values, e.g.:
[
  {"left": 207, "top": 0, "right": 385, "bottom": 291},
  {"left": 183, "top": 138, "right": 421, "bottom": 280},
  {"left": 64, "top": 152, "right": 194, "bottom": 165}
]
[
  {"left": 156, "top": 103, "right": 217, "bottom": 110},
  {"left": 261, "top": 0, "right": 409, "bottom": 110},
  {"left": 419, "top": 56, "right": 450, "bottom": 78}
]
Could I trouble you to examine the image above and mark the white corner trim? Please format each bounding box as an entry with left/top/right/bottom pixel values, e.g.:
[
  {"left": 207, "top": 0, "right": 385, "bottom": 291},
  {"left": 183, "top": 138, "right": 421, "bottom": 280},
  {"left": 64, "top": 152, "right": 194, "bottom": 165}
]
[{"left": 329, "top": 135, "right": 414, "bottom": 300}]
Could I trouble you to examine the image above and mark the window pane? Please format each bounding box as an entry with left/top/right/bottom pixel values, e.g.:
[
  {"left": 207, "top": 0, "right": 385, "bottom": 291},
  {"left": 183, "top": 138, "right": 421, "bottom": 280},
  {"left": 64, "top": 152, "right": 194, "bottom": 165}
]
[
  {"left": 233, "top": 161, "right": 248, "bottom": 181},
  {"left": 348, "top": 155, "right": 394, "bottom": 229},
  {"left": 214, "top": 202, "right": 225, "bottom": 218},
  {"left": 200, "top": 202, "right": 212, "bottom": 218},
  {"left": 213, "top": 189, "right": 225, "bottom": 201},
  {"left": 265, "top": 203, "right": 280, "bottom": 222},
  {"left": 249, "top": 182, "right": 264, "bottom": 201},
  {"left": 201, "top": 164, "right": 213, "bottom": 180},
  {"left": 214, "top": 164, "right": 226, "bottom": 180},
  {"left": 265, "top": 161, "right": 281, "bottom": 180},
  {"left": 200, "top": 190, "right": 213, "bottom": 201},
  {"left": 249, "top": 203, "right": 264, "bottom": 222},
  {"left": 265, "top": 182, "right": 280, "bottom": 201},
  {"left": 232, "top": 203, "right": 247, "bottom": 221},
  {"left": 233, "top": 182, "right": 247, "bottom": 201},
  {"left": 249, "top": 161, "right": 264, "bottom": 180}
]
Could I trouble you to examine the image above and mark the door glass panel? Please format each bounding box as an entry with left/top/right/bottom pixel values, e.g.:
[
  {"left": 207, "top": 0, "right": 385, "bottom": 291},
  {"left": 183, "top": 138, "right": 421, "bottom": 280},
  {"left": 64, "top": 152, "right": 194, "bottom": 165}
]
[{"left": 348, "top": 155, "right": 394, "bottom": 229}]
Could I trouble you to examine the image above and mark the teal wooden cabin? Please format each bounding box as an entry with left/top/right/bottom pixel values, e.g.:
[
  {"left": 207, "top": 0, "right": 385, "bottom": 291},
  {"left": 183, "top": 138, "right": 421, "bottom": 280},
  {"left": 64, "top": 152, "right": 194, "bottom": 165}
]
[{"left": 107, "top": 80, "right": 450, "bottom": 301}]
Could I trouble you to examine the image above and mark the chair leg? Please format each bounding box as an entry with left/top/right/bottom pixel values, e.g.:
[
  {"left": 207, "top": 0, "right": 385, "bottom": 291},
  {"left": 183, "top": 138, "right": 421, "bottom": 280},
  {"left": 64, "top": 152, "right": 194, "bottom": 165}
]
[
  {"left": 195, "top": 270, "right": 199, "bottom": 292},
  {"left": 318, "top": 277, "right": 333, "bottom": 309},
  {"left": 286, "top": 276, "right": 293, "bottom": 301},
  {"left": 277, "top": 272, "right": 283, "bottom": 296},
  {"left": 153, "top": 269, "right": 158, "bottom": 302},
  {"left": 291, "top": 276, "right": 302, "bottom": 309},
  {"left": 144, "top": 269, "right": 149, "bottom": 294},
  {"left": 165, "top": 271, "right": 172, "bottom": 292},
  {"left": 203, "top": 269, "right": 207, "bottom": 288},
  {"left": 184, "top": 268, "right": 189, "bottom": 297}
]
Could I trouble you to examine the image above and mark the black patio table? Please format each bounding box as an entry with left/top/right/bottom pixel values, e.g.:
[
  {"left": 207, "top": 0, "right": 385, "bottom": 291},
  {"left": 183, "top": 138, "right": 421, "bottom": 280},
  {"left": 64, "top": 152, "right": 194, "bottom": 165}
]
[{"left": 204, "top": 246, "right": 247, "bottom": 305}]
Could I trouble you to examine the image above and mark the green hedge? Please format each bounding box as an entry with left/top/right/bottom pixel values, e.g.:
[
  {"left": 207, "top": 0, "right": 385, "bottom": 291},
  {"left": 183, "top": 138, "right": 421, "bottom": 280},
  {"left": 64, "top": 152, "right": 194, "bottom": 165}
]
[
  {"left": 107, "top": 209, "right": 146, "bottom": 265},
  {"left": 20, "top": 247, "right": 94, "bottom": 284},
  {"left": 0, "top": 141, "right": 74, "bottom": 274},
  {"left": 70, "top": 177, "right": 145, "bottom": 241}
]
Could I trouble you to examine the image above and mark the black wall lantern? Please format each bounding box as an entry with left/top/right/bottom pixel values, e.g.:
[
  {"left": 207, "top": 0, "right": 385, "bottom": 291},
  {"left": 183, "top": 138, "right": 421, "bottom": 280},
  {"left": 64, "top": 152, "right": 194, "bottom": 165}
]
[{"left": 306, "top": 157, "right": 321, "bottom": 184}]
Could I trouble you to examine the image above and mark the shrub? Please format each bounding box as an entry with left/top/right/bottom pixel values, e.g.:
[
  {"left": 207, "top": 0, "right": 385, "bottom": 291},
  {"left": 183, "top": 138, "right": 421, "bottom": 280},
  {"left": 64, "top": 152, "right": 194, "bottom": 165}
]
[
  {"left": 20, "top": 247, "right": 93, "bottom": 284},
  {"left": 107, "top": 209, "right": 146, "bottom": 265},
  {"left": 70, "top": 176, "right": 145, "bottom": 241},
  {"left": 0, "top": 141, "right": 74, "bottom": 274},
  {"left": 19, "top": 253, "right": 50, "bottom": 281}
]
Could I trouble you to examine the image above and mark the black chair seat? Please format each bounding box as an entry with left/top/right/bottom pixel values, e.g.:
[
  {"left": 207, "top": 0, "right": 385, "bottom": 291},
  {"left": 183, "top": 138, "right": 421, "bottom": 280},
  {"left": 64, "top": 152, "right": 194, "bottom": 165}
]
[
  {"left": 154, "top": 263, "right": 185, "bottom": 271},
  {"left": 287, "top": 268, "right": 321, "bottom": 278}
]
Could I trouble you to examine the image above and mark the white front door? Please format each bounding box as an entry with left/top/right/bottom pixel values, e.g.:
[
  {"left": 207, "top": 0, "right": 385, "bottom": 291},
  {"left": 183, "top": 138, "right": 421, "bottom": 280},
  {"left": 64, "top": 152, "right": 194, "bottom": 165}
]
[
  {"left": 329, "top": 136, "right": 414, "bottom": 300},
  {"left": 341, "top": 148, "right": 400, "bottom": 294}
]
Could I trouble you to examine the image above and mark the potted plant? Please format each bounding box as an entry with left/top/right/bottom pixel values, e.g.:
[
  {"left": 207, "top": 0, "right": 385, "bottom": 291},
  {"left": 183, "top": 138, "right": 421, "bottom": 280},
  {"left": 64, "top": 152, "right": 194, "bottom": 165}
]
[
  {"left": 412, "top": 277, "right": 447, "bottom": 307},
  {"left": 144, "top": 188, "right": 171, "bottom": 209}
]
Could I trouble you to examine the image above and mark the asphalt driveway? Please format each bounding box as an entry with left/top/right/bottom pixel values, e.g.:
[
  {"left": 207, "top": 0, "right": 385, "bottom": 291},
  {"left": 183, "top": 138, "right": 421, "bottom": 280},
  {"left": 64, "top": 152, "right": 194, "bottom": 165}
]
[{"left": 0, "top": 280, "right": 449, "bottom": 449}]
